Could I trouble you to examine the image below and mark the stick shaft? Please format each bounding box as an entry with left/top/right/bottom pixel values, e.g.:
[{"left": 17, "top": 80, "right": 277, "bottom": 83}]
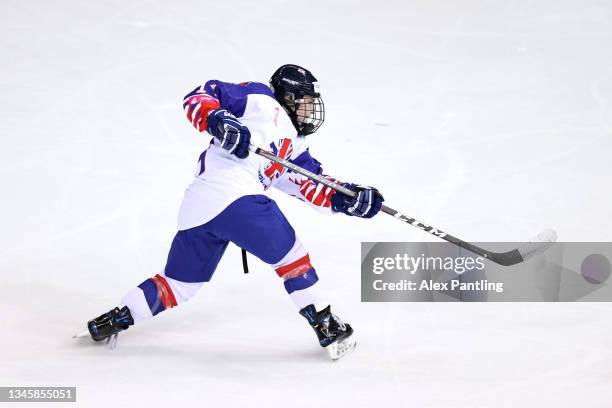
[
  {"left": 252, "top": 147, "right": 356, "bottom": 197},
  {"left": 253, "top": 145, "right": 458, "bottom": 241},
  {"left": 251, "top": 145, "right": 537, "bottom": 266},
  {"left": 379, "top": 205, "right": 498, "bottom": 259}
]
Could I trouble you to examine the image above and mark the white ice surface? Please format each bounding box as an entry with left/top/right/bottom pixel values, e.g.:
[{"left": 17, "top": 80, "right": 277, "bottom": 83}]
[{"left": 1, "top": 1, "right": 612, "bottom": 407}]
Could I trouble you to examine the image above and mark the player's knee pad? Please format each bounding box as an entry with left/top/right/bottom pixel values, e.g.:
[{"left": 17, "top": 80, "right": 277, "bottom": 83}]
[
  {"left": 272, "top": 238, "right": 320, "bottom": 294},
  {"left": 272, "top": 238, "right": 310, "bottom": 279}
]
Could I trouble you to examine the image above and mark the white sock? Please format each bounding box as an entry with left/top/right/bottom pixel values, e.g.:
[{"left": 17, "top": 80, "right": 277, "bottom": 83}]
[{"left": 121, "top": 287, "right": 153, "bottom": 323}]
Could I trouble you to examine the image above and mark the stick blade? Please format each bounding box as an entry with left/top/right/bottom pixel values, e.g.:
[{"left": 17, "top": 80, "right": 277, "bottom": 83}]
[
  {"left": 487, "top": 229, "right": 557, "bottom": 266},
  {"left": 516, "top": 228, "right": 557, "bottom": 262}
]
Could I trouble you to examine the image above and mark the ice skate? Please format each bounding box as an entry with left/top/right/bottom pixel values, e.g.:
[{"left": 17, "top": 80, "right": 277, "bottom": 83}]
[
  {"left": 77, "top": 306, "right": 134, "bottom": 349},
  {"left": 300, "top": 304, "right": 357, "bottom": 360}
]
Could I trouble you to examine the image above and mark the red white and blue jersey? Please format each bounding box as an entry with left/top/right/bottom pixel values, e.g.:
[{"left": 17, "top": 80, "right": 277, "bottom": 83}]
[{"left": 178, "top": 80, "right": 337, "bottom": 230}]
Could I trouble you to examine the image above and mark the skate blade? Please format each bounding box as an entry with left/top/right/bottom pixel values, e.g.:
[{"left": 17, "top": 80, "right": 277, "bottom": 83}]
[
  {"left": 106, "top": 333, "right": 118, "bottom": 350},
  {"left": 326, "top": 335, "right": 357, "bottom": 361},
  {"left": 73, "top": 330, "right": 118, "bottom": 350},
  {"left": 73, "top": 330, "right": 89, "bottom": 339}
]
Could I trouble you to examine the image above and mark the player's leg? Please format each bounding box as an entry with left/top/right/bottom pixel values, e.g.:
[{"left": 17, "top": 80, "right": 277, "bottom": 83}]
[
  {"left": 122, "top": 227, "right": 229, "bottom": 322},
  {"left": 205, "top": 194, "right": 355, "bottom": 358},
  {"left": 86, "top": 227, "right": 229, "bottom": 343},
  {"left": 204, "top": 195, "right": 324, "bottom": 306},
  {"left": 269, "top": 237, "right": 356, "bottom": 359},
  {"left": 269, "top": 237, "right": 325, "bottom": 311}
]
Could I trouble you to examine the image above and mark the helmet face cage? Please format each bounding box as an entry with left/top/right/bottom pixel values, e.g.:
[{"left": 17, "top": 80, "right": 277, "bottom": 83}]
[
  {"left": 270, "top": 65, "right": 325, "bottom": 136},
  {"left": 288, "top": 93, "right": 325, "bottom": 136}
]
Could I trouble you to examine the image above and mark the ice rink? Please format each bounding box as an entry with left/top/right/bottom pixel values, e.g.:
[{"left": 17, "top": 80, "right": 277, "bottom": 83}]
[{"left": 1, "top": 0, "right": 612, "bottom": 406}]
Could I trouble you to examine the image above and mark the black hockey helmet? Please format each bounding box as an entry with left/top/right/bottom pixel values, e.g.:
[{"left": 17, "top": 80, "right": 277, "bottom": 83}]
[{"left": 270, "top": 64, "right": 325, "bottom": 136}]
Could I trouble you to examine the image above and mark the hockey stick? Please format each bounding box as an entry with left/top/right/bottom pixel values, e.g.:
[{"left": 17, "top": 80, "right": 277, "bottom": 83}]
[{"left": 250, "top": 145, "right": 557, "bottom": 266}]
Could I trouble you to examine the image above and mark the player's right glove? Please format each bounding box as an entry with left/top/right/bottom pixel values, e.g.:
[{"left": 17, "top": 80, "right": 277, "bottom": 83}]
[
  {"left": 206, "top": 109, "right": 251, "bottom": 159},
  {"left": 330, "top": 183, "right": 384, "bottom": 218}
]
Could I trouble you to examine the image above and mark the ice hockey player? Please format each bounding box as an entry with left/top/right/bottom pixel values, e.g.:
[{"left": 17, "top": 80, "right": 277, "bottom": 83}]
[{"left": 82, "top": 64, "right": 384, "bottom": 360}]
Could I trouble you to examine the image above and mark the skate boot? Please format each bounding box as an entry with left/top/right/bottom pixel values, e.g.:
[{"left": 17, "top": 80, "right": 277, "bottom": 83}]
[
  {"left": 299, "top": 304, "right": 357, "bottom": 360},
  {"left": 85, "top": 306, "right": 134, "bottom": 348}
]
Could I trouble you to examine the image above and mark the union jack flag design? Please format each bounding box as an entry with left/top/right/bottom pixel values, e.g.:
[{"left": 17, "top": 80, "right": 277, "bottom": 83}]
[
  {"left": 298, "top": 177, "right": 338, "bottom": 208},
  {"left": 183, "top": 87, "right": 220, "bottom": 132},
  {"left": 264, "top": 138, "right": 293, "bottom": 180}
]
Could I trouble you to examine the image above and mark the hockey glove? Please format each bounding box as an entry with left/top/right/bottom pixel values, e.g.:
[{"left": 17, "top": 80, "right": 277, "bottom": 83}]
[
  {"left": 207, "top": 109, "right": 251, "bottom": 159},
  {"left": 330, "top": 183, "right": 384, "bottom": 218}
]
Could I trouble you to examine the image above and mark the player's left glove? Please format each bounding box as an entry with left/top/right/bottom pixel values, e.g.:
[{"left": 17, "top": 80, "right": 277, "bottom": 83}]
[
  {"left": 206, "top": 109, "right": 251, "bottom": 159},
  {"left": 331, "top": 183, "right": 384, "bottom": 218}
]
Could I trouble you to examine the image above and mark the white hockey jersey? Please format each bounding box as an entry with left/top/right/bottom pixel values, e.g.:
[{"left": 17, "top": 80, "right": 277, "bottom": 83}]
[{"left": 178, "top": 80, "right": 338, "bottom": 230}]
